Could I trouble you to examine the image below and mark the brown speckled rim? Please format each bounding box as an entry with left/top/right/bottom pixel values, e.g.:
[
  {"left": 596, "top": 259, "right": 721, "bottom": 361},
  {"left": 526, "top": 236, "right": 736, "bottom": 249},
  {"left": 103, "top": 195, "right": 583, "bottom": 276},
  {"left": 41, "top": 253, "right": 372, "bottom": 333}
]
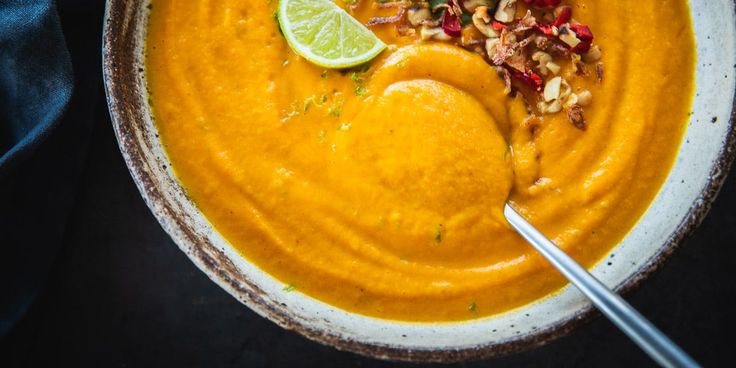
[{"left": 102, "top": 0, "right": 736, "bottom": 363}]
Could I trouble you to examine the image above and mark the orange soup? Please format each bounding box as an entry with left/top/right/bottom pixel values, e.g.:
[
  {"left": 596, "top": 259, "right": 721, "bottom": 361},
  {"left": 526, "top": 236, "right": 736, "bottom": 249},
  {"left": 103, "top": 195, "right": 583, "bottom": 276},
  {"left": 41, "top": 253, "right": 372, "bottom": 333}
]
[{"left": 146, "top": 0, "right": 695, "bottom": 321}]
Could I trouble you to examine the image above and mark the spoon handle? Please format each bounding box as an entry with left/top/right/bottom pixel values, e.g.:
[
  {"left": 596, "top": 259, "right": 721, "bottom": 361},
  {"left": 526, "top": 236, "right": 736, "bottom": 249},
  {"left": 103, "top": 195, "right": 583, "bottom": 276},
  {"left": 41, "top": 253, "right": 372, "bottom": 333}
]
[{"left": 504, "top": 204, "right": 700, "bottom": 368}]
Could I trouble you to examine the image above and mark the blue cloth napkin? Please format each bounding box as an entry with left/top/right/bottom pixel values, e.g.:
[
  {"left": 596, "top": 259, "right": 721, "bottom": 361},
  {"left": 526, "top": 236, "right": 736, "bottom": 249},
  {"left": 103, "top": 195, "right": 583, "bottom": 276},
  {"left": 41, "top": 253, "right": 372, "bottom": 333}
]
[
  {"left": 0, "top": 0, "right": 100, "bottom": 335},
  {"left": 0, "top": 1, "right": 72, "bottom": 170}
]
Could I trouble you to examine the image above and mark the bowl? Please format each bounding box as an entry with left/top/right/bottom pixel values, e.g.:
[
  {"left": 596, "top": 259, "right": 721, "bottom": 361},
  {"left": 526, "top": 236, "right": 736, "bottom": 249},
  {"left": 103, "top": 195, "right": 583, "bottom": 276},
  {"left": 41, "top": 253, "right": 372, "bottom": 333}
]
[{"left": 102, "top": 0, "right": 736, "bottom": 362}]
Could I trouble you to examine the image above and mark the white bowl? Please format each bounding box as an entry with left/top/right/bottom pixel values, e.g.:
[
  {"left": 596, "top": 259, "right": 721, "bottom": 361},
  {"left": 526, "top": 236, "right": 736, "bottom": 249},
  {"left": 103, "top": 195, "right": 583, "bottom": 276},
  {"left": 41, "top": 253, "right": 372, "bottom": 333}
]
[{"left": 102, "top": 0, "right": 736, "bottom": 362}]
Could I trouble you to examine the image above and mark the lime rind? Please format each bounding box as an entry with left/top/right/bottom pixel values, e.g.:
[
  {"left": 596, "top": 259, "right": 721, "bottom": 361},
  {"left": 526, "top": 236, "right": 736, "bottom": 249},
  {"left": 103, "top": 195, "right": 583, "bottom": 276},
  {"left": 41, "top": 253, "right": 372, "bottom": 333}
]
[{"left": 278, "top": 0, "right": 386, "bottom": 69}]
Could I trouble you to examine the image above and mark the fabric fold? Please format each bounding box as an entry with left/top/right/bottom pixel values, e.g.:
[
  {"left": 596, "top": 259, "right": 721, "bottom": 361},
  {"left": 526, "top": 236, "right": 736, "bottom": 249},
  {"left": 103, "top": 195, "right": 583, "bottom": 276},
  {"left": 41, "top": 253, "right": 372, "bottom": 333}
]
[
  {"left": 0, "top": 0, "right": 73, "bottom": 172},
  {"left": 0, "top": 0, "right": 99, "bottom": 336}
]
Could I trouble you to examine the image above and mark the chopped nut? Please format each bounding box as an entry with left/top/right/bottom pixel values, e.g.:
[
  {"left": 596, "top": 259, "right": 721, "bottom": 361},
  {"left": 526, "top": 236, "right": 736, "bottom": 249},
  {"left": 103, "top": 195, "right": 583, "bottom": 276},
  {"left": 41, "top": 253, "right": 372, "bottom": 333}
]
[
  {"left": 472, "top": 6, "right": 499, "bottom": 37},
  {"left": 486, "top": 37, "right": 500, "bottom": 59},
  {"left": 544, "top": 76, "right": 562, "bottom": 101},
  {"left": 434, "top": 31, "right": 452, "bottom": 41},
  {"left": 563, "top": 92, "right": 578, "bottom": 108},
  {"left": 532, "top": 50, "right": 552, "bottom": 75},
  {"left": 596, "top": 62, "right": 604, "bottom": 82},
  {"left": 535, "top": 35, "right": 569, "bottom": 57},
  {"left": 463, "top": 0, "right": 494, "bottom": 13},
  {"left": 546, "top": 61, "right": 561, "bottom": 74},
  {"left": 493, "top": 23, "right": 535, "bottom": 69},
  {"left": 420, "top": 25, "right": 438, "bottom": 40},
  {"left": 513, "top": 10, "right": 538, "bottom": 31},
  {"left": 420, "top": 25, "right": 452, "bottom": 41},
  {"left": 567, "top": 104, "right": 586, "bottom": 130},
  {"left": 448, "top": 0, "right": 464, "bottom": 15},
  {"left": 577, "top": 90, "right": 592, "bottom": 106},
  {"left": 407, "top": 7, "right": 432, "bottom": 27},
  {"left": 404, "top": 0, "right": 600, "bottom": 124},
  {"left": 461, "top": 25, "right": 486, "bottom": 47},
  {"left": 538, "top": 99, "right": 562, "bottom": 114},
  {"left": 583, "top": 44, "right": 602, "bottom": 62},
  {"left": 570, "top": 53, "right": 588, "bottom": 76},
  {"left": 536, "top": 101, "right": 547, "bottom": 113},
  {"left": 558, "top": 78, "right": 572, "bottom": 100},
  {"left": 495, "top": 0, "right": 517, "bottom": 23},
  {"left": 558, "top": 26, "right": 582, "bottom": 48}
]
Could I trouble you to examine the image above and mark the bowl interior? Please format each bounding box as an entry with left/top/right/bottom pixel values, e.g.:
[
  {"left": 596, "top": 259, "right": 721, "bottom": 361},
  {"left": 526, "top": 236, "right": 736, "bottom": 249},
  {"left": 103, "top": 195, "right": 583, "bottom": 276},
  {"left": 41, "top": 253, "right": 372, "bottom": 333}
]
[{"left": 103, "top": 0, "right": 736, "bottom": 362}]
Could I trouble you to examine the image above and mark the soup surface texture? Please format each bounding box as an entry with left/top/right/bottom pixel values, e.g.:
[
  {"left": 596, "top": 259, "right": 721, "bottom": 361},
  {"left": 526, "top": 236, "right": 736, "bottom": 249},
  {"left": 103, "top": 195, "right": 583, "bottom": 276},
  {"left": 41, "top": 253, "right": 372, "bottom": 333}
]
[{"left": 146, "top": 0, "right": 695, "bottom": 321}]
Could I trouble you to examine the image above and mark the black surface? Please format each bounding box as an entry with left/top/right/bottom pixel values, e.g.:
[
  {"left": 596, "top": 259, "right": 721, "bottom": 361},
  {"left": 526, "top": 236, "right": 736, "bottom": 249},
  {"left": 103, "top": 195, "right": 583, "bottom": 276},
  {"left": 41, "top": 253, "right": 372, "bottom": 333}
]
[
  {"left": 1, "top": 0, "right": 734, "bottom": 365},
  {"left": 0, "top": 97, "right": 734, "bottom": 367}
]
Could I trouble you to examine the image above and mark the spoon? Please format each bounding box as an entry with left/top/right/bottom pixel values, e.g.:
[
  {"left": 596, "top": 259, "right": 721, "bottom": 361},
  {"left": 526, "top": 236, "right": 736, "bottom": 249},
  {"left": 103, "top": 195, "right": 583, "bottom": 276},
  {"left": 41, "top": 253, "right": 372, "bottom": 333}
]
[{"left": 504, "top": 204, "right": 700, "bottom": 368}]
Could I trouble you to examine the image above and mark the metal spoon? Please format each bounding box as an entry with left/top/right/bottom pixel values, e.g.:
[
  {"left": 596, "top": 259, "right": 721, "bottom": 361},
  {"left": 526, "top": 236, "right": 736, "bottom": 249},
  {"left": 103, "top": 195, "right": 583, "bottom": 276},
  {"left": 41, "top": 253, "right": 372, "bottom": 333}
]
[{"left": 504, "top": 204, "right": 700, "bottom": 368}]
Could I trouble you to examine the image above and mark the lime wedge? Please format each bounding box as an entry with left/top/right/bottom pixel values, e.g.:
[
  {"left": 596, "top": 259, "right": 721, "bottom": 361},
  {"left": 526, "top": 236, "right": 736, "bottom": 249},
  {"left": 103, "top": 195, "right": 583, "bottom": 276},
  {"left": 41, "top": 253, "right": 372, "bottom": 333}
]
[{"left": 278, "top": 0, "right": 387, "bottom": 69}]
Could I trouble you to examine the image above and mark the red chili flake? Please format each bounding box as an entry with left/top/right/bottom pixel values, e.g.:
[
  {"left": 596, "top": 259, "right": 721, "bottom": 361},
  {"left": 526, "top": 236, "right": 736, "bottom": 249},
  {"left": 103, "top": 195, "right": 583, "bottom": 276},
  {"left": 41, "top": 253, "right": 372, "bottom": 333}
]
[
  {"left": 509, "top": 67, "right": 545, "bottom": 92},
  {"left": 441, "top": 8, "right": 462, "bottom": 37},
  {"left": 530, "top": 71, "right": 543, "bottom": 84},
  {"left": 570, "top": 24, "right": 594, "bottom": 42},
  {"left": 535, "top": 22, "right": 555, "bottom": 35},
  {"left": 541, "top": 0, "right": 562, "bottom": 7},
  {"left": 492, "top": 21, "right": 507, "bottom": 31},
  {"left": 567, "top": 23, "right": 593, "bottom": 53},
  {"left": 571, "top": 40, "right": 592, "bottom": 53},
  {"left": 552, "top": 6, "right": 572, "bottom": 27}
]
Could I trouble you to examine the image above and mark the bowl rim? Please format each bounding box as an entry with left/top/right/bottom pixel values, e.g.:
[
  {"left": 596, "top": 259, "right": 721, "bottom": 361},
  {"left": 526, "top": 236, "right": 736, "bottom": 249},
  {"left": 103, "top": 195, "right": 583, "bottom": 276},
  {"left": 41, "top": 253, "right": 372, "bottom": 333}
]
[{"left": 102, "top": 0, "right": 736, "bottom": 362}]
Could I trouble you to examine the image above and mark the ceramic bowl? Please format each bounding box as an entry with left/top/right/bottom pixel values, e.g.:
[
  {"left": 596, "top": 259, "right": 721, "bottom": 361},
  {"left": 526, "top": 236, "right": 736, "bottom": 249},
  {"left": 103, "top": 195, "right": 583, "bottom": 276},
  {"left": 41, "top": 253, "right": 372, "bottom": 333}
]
[{"left": 102, "top": 0, "right": 736, "bottom": 362}]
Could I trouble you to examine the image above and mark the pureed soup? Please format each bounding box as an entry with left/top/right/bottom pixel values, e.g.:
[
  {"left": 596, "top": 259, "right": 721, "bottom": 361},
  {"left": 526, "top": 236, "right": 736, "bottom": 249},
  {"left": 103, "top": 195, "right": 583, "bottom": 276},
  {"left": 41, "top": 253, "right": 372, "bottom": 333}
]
[{"left": 146, "top": 0, "right": 695, "bottom": 321}]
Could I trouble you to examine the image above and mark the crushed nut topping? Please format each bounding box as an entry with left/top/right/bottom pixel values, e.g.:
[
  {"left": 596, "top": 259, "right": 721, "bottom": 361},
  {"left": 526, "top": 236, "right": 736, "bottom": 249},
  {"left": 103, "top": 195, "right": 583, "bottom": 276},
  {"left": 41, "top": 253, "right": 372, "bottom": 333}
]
[{"left": 364, "top": 0, "right": 602, "bottom": 130}]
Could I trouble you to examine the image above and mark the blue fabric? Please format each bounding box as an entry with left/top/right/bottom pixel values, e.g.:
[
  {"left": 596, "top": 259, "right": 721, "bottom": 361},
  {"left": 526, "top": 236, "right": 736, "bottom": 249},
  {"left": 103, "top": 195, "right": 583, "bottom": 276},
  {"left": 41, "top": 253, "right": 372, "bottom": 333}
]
[
  {"left": 0, "top": 1, "right": 73, "bottom": 171},
  {"left": 0, "top": 0, "right": 99, "bottom": 335}
]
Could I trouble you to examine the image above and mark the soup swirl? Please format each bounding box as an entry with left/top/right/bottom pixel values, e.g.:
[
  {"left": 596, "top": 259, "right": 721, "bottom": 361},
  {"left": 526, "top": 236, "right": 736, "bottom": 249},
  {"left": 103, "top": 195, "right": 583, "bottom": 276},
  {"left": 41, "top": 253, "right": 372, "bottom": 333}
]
[{"left": 146, "top": 0, "right": 695, "bottom": 321}]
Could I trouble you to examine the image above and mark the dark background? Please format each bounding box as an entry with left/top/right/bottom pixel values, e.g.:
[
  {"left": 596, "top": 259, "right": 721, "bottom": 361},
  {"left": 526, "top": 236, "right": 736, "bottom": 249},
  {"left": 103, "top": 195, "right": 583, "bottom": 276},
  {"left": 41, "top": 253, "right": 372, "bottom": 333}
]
[
  {"left": 1, "top": 96, "right": 735, "bottom": 368},
  {"left": 1, "top": 2, "right": 735, "bottom": 367}
]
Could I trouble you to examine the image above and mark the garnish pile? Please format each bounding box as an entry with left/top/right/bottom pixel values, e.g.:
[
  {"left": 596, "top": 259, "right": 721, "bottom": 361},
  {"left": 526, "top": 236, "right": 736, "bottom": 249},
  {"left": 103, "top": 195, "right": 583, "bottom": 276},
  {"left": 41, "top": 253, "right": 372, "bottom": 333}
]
[{"left": 359, "top": 0, "right": 603, "bottom": 130}]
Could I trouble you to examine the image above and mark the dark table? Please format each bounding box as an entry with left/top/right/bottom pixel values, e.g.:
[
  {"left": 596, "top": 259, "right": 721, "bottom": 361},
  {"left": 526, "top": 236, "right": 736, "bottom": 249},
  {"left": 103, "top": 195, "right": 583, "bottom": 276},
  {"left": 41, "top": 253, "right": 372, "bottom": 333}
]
[
  {"left": 2, "top": 94, "right": 736, "bottom": 367},
  {"left": 1, "top": 0, "right": 734, "bottom": 366}
]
